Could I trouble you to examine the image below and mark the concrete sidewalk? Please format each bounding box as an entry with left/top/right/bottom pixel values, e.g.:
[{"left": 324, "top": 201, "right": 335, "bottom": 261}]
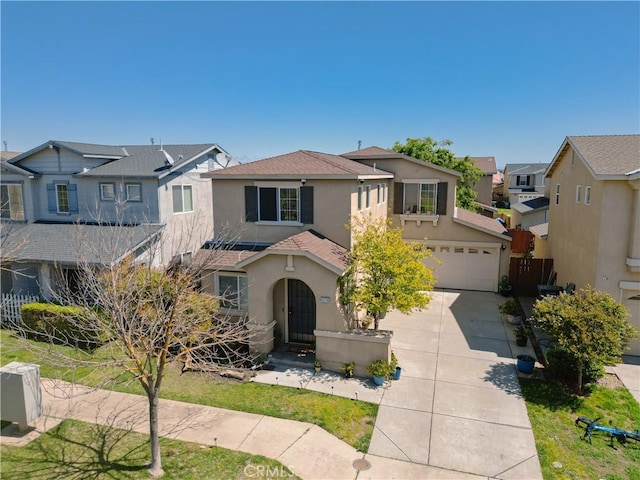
[{"left": 2, "top": 378, "right": 486, "bottom": 480}]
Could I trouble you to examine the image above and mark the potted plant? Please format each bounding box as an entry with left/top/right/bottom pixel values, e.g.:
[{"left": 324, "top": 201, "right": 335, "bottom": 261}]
[
  {"left": 390, "top": 351, "right": 402, "bottom": 380},
  {"left": 341, "top": 361, "right": 355, "bottom": 378},
  {"left": 367, "top": 359, "right": 393, "bottom": 386},
  {"left": 499, "top": 275, "right": 513, "bottom": 297},
  {"left": 514, "top": 325, "right": 531, "bottom": 347},
  {"left": 516, "top": 354, "right": 536, "bottom": 374},
  {"left": 314, "top": 359, "right": 322, "bottom": 373},
  {"left": 498, "top": 298, "right": 522, "bottom": 325}
]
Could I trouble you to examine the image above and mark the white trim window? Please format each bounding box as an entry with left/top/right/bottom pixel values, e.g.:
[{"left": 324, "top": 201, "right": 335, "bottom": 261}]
[
  {"left": 584, "top": 186, "right": 591, "bottom": 205},
  {"left": 126, "top": 183, "right": 142, "bottom": 202},
  {"left": 357, "top": 186, "right": 363, "bottom": 211},
  {"left": 258, "top": 186, "right": 299, "bottom": 222},
  {"left": 1, "top": 184, "right": 25, "bottom": 220},
  {"left": 56, "top": 184, "right": 69, "bottom": 213},
  {"left": 100, "top": 183, "right": 116, "bottom": 201},
  {"left": 404, "top": 181, "right": 437, "bottom": 214},
  {"left": 575, "top": 185, "right": 582, "bottom": 203},
  {"left": 172, "top": 185, "right": 193, "bottom": 213},
  {"left": 555, "top": 184, "right": 560, "bottom": 205},
  {"left": 0, "top": 183, "right": 25, "bottom": 220},
  {"left": 217, "top": 274, "right": 248, "bottom": 311},
  {"left": 365, "top": 185, "right": 371, "bottom": 209}
]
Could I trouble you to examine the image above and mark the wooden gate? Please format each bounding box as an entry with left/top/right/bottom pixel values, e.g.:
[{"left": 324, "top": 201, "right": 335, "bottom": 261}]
[{"left": 508, "top": 258, "right": 554, "bottom": 297}]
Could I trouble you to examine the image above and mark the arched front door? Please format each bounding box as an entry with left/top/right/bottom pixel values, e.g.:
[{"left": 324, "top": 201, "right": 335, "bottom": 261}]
[{"left": 287, "top": 279, "right": 316, "bottom": 344}]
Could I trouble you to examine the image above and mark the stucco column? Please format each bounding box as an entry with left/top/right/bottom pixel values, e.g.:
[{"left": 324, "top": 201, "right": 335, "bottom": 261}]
[{"left": 39, "top": 264, "right": 54, "bottom": 300}]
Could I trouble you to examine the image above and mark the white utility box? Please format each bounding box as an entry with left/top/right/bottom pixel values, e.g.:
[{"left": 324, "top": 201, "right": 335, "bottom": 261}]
[{"left": 0, "top": 362, "right": 43, "bottom": 432}]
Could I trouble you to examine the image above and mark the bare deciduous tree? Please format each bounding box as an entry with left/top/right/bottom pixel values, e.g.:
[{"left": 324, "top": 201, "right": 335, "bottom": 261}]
[{"left": 17, "top": 216, "right": 257, "bottom": 477}]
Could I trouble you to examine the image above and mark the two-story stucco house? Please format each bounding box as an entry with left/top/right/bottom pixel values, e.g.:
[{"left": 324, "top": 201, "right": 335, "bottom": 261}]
[
  {"left": 544, "top": 135, "right": 640, "bottom": 356},
  {"left": 503, "top": 163, "right": 549, "bottom": 206},
  {"left": 196, "top": 146, "right": 511, "bottom": 372},
  {"left": 1, "top": 140, "right": 229, "bottom": 299}
]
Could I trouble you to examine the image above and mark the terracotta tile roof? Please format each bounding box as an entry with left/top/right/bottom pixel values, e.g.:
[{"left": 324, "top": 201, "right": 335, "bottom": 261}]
[
  {"left": 193, "top": 249, "right": 257, "bottom": 269},
  {"left": 267, "top": 230, "right": 349, "bottom": 271},
  {"left": 567, "top": 135, "right": 640, "bottom": 175},
  {"left": 204, "top": 150, "right": 388, "bottom": 178},
  {"left": 454, "top": 208, "right": 510, "bottom": 237},
  {"left": 529, "top": 222, "right": 549, "bottom": 239}
]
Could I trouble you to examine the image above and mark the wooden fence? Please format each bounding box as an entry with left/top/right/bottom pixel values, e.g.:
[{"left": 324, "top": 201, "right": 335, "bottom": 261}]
[
  {"left": 508, "top": 258, "right": 554, "bottom": 297},
  {"left": 0, "top": 293, "right": 40, "bottom": 325}
]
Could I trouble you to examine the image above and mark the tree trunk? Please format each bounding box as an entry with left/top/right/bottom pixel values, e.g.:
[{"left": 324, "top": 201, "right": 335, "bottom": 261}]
[
  {"left": 374, "top": 312, "right": 380, "bottom": 330},
  {"left": 147, "top": 392, "right": 164, "bottom": 477},
  {"left": 577, "top": 363, "right": 584, "bottom": 395}
]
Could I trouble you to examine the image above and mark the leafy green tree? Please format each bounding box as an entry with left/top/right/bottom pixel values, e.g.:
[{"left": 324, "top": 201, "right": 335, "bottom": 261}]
[
  {"left": 340, "top": 215, "right": 435, "bottom": 330},
  {"left": 392, "top": 137, "right": 484, "bottom": 210},
  {"left": 531, "top": 286, "right": 636, "bottom": 393}
]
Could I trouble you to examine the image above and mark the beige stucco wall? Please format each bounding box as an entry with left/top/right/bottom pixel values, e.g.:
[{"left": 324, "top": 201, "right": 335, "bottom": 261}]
[
  {"left": 547, "top": 147, "right": 640, "bottom": 298},
  {"left": 211, "top": 178, "right": 386, "bottom": 249},
  {"left": 532, "top": 236, "right": 550, "bottom": 259},
  {"left": 511, "top": 208, "right": 548, "bottom": 230},
  {"left": 315, "top": 329, "right": 391, "bottom": 377},
  {"left": 475, "top": 175, "right": 493, "bottom": 205}
]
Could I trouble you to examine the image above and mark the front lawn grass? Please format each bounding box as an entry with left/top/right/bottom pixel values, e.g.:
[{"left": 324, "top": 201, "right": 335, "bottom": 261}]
[
  {"left": 520, "top": 378, "right": 640, "bottom": 480},
  {"left": 0, "top": 330, "right": 377, "bottom": 452},
  {"left": 1, "top": 419, "right": 299, "bottom": 480}
]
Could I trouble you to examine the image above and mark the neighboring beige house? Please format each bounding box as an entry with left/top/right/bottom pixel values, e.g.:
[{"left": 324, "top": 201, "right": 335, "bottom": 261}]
[
  {"left": 198, "top": 146, "right": 511, "bottom": 371},
  {"left": 503, "top": 163, "right": 549, "bottom": 206},
  {"left": 544, "top": 135, "right": 640, "bottom": 356},
  {"left": 1, "top": 140, "right": 229, "bottom": 299},
  {"left": 467, "top": 156, "right": 497, "bottom": 206}
]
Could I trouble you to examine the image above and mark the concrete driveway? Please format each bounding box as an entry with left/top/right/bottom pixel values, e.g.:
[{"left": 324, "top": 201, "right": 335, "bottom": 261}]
[{"left": 368, "top": 290, "right": 543, "bottom": 480}]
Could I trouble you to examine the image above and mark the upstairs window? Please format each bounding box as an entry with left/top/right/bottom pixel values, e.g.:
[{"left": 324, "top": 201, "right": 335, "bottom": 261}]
[
  {"left": 0, "top": 184, "right": 24, "bottom": 220},
  {"left": 56, "top": 184, "right": 69, "bottom": 213},
  {"left": 245, "top": 185, "right": 313, "bottom": 224},
  {"left": 516, "top": 175, "right": 531, "bottom": 186},
  {"left": 585, "top": 186, "right": 591, "bottom": 205},
  {"left": 357, "top": 186, "right": 363, "bottom": 210},
  {"left": 126, "top": 183, "right": 142, "bottom": 202},
  {"left": 555, "top": 184, "right": 560, "bottom": 205},
  {"left": 575, "top": 185, "right": 582, "bottom": 203},
  {"left": 365, "top": 185, "right": 371, "bottom": 209},
  {"left": 100, "top": 183, "right": 116, "bottom": 201},
  {"left": 172, "top": 185, "right": 193, "bottom": 213},
  {"left": 394, "top": 181, "right": 447, "bottom": 216},
  {"left": 258, "top": 187, "right": 299, "bottom": 222}
]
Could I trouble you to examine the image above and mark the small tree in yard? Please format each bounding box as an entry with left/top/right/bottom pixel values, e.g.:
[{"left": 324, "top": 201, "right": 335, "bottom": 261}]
[
  {"left": 531, "top": 286, "right": 637, "bottom": 393},
  {"left": 339, "top": 216, "right": 435, "bottom": 330},
  {"left": 16, "top": 219, "right": 255, "bottom": 477}
]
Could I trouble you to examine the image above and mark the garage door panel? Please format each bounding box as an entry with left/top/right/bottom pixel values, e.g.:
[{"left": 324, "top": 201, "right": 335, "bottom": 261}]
[{"left": 424, "top": 245, "right": 498, "bottom": 292}]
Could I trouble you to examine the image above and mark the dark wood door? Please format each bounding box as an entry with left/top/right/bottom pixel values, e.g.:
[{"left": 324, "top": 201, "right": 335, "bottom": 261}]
[{"left": 287, "top": 279, "right": 315, "bottom": 344}]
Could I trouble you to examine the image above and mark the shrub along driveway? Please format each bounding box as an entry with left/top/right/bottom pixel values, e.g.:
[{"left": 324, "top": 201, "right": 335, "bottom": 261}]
[{"left": 368, "top": 290, "right": 543, "bottom": 479}]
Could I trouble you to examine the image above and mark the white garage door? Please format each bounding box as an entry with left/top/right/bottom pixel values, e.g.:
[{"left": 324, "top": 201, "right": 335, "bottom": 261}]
[
  {"left": 622, "top": 295, "right": 640, "bottom": 357},
  {"left": 424, "top": 245, "right": 500, "bottom": 292}
]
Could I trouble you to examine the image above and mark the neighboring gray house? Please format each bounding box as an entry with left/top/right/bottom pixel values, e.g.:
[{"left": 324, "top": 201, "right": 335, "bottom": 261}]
[
  {"left": 502, "top": 163, "right": 549, "bottom": 206},
  {"left": 511, "top": 196, "right": 550, "bottom": 230},
  {"left": 1, "top": 140, "right": 230, "bottom": 299}
]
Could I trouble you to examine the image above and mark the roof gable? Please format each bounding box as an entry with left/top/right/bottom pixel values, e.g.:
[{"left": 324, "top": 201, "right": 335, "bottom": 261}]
[
  {"left": 204, "top": 150, "right": 392, "bottom": 179},
  {"left": 342, "top": 145, "right": 462, "bottom": 178},
  {"left": 504, "top": 163, "right": 549, "bottom": 175},
  {"left": 9, "top": 140, "right": 223, "bottom": 178},
  {"left": 547, "top": 135, "right": 640, "bottom": 178}
]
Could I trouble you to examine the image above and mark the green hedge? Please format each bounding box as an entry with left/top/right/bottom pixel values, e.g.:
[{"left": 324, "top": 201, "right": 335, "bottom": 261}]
[
  {"left": 20, "top": 302, "right": 103, "bottom": 350},
  {"left": 545, "top": 346, "right": 605, "bottom": 386}
]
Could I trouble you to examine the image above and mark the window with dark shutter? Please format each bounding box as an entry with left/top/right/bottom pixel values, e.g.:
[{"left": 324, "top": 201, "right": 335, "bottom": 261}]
[
  {"left": 259, "top": 187, "right": 278, "bottom": 221},
  {"left": 300, "top": 186, "right": 313, "bottom": 224},
  {"left": 436, "top": 182, "right": 448, "bottom": 215},
  {"left": 244, "top": 186, "right": 258, "bottom": 222},
  {"left": 393, "top": 183, "right": 404, "bottom": 214}
]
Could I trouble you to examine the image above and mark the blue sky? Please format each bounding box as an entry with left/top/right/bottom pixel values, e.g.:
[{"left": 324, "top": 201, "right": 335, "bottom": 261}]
[{"left": 2, "top": 1, "right": 638, "bottom": 167}]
